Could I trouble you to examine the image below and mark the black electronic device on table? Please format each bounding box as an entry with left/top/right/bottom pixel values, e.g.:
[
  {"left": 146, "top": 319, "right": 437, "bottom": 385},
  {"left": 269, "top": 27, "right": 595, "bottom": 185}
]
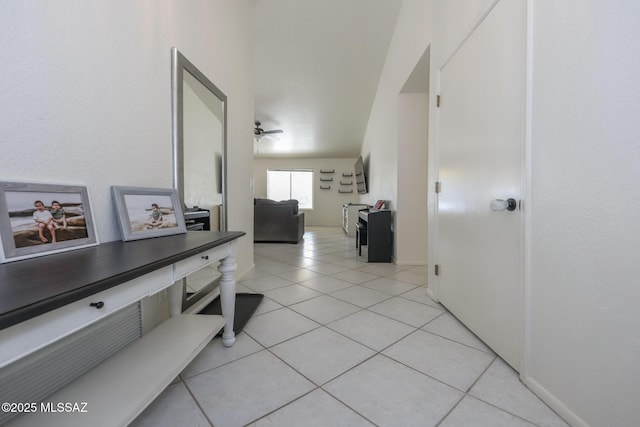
[{"left": 184, "top": 207, "right": 210, "bottom": 231}]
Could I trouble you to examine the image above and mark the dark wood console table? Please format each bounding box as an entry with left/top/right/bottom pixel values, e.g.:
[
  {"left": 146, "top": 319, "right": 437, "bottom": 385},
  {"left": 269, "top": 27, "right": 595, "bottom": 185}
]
[
  {"left": 0, "top": 231, "right": 244, "bottom": 330},
  {"left": 0, "top": 231, "right": 245, "bottom": 427}
]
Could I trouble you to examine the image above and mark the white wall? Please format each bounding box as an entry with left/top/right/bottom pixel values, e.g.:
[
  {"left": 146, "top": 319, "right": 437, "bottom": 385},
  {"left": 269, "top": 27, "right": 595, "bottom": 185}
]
[
  {"left": 525, "top": 2, "right": 640, "bottom": 426},
  {"left": 365, "top": 0, "right": 640, "bottom": 425},
  {"left": 253, "top": 158, "right": 359, "bottom": 227},
  {"left": 359, "top": 0, "right": 437, "bottom": 265},
  {"left": 0, "top": 0, "right": 256, "bottom": 276},
  {"left": 361, "top": 0, "right": 494, "bottom": 208},
  {"left": 360, "top": 0, "right": 492, "bottom": 264},
  {"left": 396, "top": 93, "right": 429, "bottom": 265}
]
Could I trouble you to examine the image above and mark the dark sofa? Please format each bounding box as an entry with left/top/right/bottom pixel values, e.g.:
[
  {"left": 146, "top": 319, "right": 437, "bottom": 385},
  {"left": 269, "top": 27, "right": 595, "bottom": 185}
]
[{"left": 254, "top": 198, "right": 305, "bottom": 243}]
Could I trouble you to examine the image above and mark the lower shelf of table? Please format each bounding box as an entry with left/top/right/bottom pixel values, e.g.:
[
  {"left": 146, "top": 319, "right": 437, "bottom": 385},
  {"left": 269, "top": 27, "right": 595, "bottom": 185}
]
[{"left": 7, "top": 314, "right": 225, "bottom": 427}]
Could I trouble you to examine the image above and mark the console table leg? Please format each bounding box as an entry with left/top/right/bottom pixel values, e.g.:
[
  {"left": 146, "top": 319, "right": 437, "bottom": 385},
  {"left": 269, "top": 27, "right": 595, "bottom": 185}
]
[
  {"left": 218, "top": 255, "right": 237, "bottom": 347},
  {"left": 167, "top": 279, "right": 185, "bottom": 317}
]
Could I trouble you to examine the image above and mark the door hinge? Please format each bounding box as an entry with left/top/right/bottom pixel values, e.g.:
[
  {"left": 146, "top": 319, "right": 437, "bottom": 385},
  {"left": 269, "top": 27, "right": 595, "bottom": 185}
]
[
  {"left": 436, "top": 95, "right": 441, "bottom": 107},
  {"left": 435, "top": 181, "right": 441, "bottom": 194},
  {"left": 435, "top": 264, "right": 440, "bottom": 276}
]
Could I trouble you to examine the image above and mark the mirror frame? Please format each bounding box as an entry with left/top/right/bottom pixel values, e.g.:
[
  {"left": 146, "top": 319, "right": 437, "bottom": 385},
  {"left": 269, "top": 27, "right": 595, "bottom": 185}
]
[
  {"left": 171, "top": 47, "right": 228, "bottom": 313},
  {"left": 171, "top": 47, "right": 227, "bottom": 231}
]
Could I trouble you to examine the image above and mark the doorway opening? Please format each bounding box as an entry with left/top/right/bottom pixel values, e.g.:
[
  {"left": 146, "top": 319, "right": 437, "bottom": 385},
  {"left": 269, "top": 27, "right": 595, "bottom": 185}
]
[{"left": 395, "top": 47, "right": 430, "bottom": 265}]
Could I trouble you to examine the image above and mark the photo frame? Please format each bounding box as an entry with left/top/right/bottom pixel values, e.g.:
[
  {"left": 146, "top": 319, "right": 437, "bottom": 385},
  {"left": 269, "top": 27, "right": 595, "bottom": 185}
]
[
  {"left": 0, "top": 181, "right": 98, "bottom": 263},
  {"left": 111, "top": 186, "right": 187, "bottom": 241}
]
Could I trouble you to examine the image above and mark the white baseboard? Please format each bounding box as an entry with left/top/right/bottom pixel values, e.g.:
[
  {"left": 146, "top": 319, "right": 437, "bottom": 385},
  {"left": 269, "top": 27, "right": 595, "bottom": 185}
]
[
  {"left": 394, "top": 261, "right": 428, "bottom": 266},
  {"left": 236, "top": 263, "right": 256, "bottom": 281},
  {"left": 426, "top": 287, "right": 439, "bottom": 303},
  {"left": 521, "top": 375, "right": 589, "bottom": 427}
]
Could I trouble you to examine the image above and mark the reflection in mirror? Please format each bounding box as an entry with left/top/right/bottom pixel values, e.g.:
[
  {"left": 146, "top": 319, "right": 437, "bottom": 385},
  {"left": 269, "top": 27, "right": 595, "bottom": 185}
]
[
  {"left": 171, "top": 47, "right": 227, "bottom": 312},
  {"left": 183, "top": 70, "right": 224, "bottom": 221}
]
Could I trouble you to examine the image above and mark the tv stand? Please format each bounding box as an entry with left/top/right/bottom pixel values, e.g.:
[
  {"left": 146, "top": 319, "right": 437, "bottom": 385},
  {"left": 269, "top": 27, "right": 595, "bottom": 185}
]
[{"left": 342, "top": 203, "right": 369, "bottom": 237}]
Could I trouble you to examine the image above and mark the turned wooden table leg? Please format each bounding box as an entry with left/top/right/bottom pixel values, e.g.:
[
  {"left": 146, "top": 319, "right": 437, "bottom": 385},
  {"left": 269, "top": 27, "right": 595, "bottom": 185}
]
[
  {"left": 167, "top": 279, "right": 185, "bottom": 317},
  {"left": 218, "top": 255, "right": 237, "bottom": 347}
]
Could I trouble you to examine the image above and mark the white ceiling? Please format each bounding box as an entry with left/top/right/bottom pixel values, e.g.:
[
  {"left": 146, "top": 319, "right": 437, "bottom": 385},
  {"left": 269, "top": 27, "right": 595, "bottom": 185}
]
[{"left": 254, "top": 0, "right": 403, "bottom": 158}]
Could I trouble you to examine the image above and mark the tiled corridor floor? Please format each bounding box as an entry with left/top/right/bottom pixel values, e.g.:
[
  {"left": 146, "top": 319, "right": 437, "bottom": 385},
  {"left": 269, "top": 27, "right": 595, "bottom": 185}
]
[{"left": 132, "top": 227, "right": 568, "bottom": 427}]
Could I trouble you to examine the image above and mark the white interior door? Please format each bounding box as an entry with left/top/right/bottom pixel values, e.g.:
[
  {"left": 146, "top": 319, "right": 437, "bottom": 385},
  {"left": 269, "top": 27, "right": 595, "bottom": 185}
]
[{"left": 436, "top": 0, "right": 525, "bottom": 370}]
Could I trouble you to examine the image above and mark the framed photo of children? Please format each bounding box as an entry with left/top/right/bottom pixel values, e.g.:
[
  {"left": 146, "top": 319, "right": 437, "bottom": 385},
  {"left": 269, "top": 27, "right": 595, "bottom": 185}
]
[
  {"left": 111, "top": 186, "right": 186, "bottom": 241},
  {"left": 0, "top": 181, "right": 99, "bottom": 263}
]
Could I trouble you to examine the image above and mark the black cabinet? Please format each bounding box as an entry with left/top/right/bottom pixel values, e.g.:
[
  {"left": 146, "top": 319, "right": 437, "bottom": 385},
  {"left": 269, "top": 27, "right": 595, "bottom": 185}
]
[
  {"left": 184, "top": 209, "right": 210, "bottom": 230},
  {"left": 357, "top": 209, "right": 392, "bottom": 262}
]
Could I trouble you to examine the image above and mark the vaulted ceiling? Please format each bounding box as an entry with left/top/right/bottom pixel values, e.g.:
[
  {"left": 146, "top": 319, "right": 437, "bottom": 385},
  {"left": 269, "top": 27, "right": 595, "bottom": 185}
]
[{"left": 254, "top": 0, "right": 403, "bottom": 158}]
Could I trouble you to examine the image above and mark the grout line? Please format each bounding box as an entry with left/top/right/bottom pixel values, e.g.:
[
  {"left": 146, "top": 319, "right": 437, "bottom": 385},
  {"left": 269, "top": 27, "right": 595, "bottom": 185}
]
[
  {"left": 179, "top": 335, "right": 263, "bottom": 380},
  {"left": 243, "top": 387, "right": 322, "bottom": 426},
  {"left": 181, "top": 378, "right": 216, "bottom": 427},
  {"left": 169, "top": 230, "right": 545, "bottom": 426},
  {"left": 434, "top": 393, "right": 467, "bottom": 427}
]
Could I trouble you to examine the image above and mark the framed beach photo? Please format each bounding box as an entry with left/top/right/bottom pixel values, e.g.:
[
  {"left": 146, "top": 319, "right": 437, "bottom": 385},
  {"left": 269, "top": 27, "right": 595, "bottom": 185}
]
[
  {"left": 111, "top": 186, "right": 187, "bottom": 241},
  {"left": 0, "top": 181, "right": 98, "bottom": 263}
]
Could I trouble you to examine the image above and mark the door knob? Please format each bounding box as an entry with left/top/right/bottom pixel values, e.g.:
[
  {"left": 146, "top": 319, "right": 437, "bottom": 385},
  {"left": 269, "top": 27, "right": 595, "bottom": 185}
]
[{"left": 490, "top": 198, "right": 517, "bottom": 212}]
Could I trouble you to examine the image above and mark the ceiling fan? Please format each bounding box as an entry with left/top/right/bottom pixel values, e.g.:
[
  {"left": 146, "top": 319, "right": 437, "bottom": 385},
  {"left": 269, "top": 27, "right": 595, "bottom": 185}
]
[{"left": 254, "top": 121, "right": 283, "bottom": 140}]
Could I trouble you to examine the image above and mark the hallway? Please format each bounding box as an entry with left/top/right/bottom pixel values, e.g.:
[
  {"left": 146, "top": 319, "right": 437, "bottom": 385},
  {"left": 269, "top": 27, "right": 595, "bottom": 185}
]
[{"left": 133, "top": 227, "right": 567, "bottom": 427}]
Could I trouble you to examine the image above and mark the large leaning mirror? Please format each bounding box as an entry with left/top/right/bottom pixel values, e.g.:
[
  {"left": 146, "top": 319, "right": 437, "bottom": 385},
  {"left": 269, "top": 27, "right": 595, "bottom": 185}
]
[{"left": 171, "top": 47, "right": 227, "bottom": 312}]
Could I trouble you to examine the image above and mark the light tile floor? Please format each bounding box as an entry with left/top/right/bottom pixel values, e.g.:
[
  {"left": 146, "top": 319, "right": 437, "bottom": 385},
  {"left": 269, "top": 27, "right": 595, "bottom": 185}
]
[{"left": 132, "top": 227, "right": 568, "bottom": 427}]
